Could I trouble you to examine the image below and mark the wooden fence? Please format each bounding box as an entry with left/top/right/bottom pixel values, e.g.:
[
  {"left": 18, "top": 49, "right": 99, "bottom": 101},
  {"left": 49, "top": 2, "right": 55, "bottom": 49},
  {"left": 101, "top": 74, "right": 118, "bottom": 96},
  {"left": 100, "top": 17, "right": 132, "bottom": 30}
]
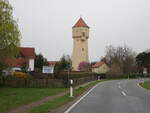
[{"left": 0, "top": 75, "right": 97, "bottom": 88}]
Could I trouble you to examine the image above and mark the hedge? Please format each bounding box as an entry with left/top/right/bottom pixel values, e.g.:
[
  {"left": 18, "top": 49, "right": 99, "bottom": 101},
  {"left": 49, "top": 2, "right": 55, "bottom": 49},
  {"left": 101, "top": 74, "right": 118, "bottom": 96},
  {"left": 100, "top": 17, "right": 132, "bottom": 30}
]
[{"left": 56, "top": 72, "right": 96, "bottom": 79}]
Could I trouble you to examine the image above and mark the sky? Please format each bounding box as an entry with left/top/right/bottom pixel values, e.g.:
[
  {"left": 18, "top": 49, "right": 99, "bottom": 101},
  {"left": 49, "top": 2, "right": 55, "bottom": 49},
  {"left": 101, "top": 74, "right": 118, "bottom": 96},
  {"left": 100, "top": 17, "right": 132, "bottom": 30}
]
[{"left": 9, "top": 0, "right": 150, "bottom": 61}]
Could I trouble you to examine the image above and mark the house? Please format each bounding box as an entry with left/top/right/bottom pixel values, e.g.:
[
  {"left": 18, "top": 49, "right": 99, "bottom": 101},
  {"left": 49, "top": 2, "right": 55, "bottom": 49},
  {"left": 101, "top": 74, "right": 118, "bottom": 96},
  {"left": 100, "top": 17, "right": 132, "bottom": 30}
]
[
  {"left": 20, "top": 47, "right": 35, "bottom": 71},
  {"left": 5, "top": 47, "right": 35, "bottom": 72},
  {"left": 42, "top": 61, "right": 58, "bottom": 74},
  {"left": 92, "top": 62, "right": 109, "bottom": 74}
]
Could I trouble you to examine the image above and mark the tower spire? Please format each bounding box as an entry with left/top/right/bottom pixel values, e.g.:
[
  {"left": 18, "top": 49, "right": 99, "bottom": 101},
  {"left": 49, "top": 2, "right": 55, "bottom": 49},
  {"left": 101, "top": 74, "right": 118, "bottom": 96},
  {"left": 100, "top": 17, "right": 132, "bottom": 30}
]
[{"left": 73, "top": 17, "right": 89, "bottom": 28}]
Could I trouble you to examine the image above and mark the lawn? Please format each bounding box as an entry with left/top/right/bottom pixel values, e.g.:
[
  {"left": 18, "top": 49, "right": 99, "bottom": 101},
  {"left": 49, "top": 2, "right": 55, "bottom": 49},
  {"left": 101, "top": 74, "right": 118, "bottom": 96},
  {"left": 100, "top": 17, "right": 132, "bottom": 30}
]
[
  {"left": 28, "top": 80, "right": 105, "bottom": 113},
  {"left": 0, "top": 88, "right": 66, "bottom": 113},
  {"left": 140, "top": 81, "right": 150, "bottom": 90}
]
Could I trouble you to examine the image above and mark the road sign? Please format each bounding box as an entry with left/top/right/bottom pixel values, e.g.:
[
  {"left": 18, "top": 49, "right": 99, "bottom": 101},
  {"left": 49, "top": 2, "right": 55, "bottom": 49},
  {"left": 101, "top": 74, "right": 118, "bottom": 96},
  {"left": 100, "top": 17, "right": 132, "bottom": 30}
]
[{"left": 143, "top": 68, "right": 147, "bottom": 74}]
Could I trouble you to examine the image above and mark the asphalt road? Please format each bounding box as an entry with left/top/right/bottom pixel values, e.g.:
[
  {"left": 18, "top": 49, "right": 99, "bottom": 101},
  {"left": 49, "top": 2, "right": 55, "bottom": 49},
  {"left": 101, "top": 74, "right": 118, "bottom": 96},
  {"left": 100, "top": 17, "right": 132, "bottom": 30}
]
[{"left": 65, "top": 79, "right": 150, "bottom": 113}]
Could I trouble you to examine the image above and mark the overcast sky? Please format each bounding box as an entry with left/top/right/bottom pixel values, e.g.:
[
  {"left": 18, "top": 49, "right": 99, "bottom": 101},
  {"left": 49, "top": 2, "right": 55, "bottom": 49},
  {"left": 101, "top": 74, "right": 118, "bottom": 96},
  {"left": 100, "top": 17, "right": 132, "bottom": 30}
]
[{"left": 9, "top": 0, "right": 150, "bottom": 61}]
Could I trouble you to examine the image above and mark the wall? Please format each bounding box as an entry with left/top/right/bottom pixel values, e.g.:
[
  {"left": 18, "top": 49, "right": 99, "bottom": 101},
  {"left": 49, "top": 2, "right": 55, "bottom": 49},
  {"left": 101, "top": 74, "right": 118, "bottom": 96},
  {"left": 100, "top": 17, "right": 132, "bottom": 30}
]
[{"left": 29, "top": 58, "right": 34, "bottom": 71}]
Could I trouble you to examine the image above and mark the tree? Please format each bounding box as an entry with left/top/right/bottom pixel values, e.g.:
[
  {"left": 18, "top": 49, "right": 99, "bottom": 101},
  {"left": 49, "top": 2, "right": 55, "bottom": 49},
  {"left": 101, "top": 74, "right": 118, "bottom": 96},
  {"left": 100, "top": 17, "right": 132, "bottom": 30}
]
[
  {"left": 100, "top": 57, "right": 107, "bottom": 64},
  {"left": 136, "top": 51, "right": 150, "bottom": 73},
  {"left": 0, "top": 0, "right": 20, "bottom": 73},
  {"left": 78, "top": 61, "right": 91, "bottom": 71},
  {"left": 54, "top": 55, "right": 71, "bottom": 75},
  {"left": 108, "top": 63, "right": 123, "bottom": 78},
  {"left": 105, "top": 45, "right": 136, "bottom": 76},
  {"left": 34, "top": 54, "right": 48, "bottom": 72}
]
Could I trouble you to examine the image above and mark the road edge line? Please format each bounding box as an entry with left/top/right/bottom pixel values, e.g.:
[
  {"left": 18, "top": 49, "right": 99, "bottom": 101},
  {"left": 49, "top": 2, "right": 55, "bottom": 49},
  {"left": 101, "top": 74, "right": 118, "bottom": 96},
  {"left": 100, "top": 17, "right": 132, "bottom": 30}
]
[
  {"left": 137, "top": 82, "right": 145, "bottom": 89},
  {"left": 121, "top": 91, "right": 126, "bottom": 96},
  {"left": 64, "top": 83, "right": 100, "bottom": 113}
]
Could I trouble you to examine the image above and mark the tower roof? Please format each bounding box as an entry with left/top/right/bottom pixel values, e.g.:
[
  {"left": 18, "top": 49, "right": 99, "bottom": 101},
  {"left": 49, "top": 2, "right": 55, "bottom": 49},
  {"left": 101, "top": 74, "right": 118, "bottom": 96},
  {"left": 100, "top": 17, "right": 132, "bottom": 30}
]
[{"left": 73, "top": 17, "right": 89, "bottom": 28}]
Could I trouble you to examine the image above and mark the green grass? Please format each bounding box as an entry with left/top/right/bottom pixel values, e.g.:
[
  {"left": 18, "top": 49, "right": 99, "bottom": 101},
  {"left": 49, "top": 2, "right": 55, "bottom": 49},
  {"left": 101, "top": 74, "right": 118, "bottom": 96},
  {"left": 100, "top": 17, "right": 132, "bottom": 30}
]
[
  {"left": 28, "top": 80, "right": 106, "bottom": 113},
  {"left": 0, "top": 88, "right": 66, "bottom": 113},
  {"left": 140, "top": 81, "right": 150, "bottom": 90}
]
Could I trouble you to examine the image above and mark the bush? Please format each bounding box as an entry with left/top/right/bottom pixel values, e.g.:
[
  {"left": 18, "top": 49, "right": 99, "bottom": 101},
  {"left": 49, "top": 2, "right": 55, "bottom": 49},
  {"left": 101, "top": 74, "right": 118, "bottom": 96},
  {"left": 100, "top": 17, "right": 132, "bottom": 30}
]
[
  {"left": 30, "top": 72, "right": 54, "bottom": 79},
  {"left": 56, "top": 72, "right": 96, "bottom": 80},
  {"left": 13, "top": 72, "right": 28, "bottom": 78},
  {"left": 78, "top": 62, "right": 91, "bottom": 71},
  {"left": 128, "top": 73, "right": 144, "bottom": 78}
]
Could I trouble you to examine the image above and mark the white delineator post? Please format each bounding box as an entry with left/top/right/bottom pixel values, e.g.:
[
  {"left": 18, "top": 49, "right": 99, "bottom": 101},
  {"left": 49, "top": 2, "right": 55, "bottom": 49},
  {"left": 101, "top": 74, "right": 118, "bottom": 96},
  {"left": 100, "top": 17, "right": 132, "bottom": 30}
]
[{"left": 70, "top": 79, "right": 73, "bottom": 97}]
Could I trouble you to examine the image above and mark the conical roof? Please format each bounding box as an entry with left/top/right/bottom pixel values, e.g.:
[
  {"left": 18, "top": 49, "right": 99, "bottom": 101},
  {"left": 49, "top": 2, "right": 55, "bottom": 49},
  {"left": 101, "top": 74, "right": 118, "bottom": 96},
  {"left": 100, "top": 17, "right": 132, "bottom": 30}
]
[{"left": 73, "top": 17, "right": 89, "bottom": 28}]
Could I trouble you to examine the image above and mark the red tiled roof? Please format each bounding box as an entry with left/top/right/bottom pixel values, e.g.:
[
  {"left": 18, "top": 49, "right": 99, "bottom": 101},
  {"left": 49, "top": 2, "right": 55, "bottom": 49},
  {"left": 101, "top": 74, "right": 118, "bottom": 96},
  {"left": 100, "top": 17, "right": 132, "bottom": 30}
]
[
  {"left": 5, "top": 47, "right": 35, "bottom": 67},
  {"left": 5, "top": 58, "right": 26, "bottom": 67},
  {"left": 48, "top": 61, "right": 58, "bottom": 66},
  {"left": 20, "top": 47, "right": 35, "bottom": 58},
  {"left": 73, "top": 17, "right": 89, "bottom": 28},
  {"left": 92, "top": 62, "right": 105, "bottom": 68}
]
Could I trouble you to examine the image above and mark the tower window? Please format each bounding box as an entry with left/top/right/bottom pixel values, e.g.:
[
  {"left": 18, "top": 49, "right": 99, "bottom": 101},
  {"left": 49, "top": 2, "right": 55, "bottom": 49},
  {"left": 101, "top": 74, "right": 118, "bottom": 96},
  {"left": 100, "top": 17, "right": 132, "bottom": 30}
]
[
  {"left": 82, "top": 48, "right": 84, "bottom": 51},
  {"left": 82, "top": 32, "right": 85, "bottom": 36},
  {"left": 76, "top": 29, "right": 78, "bottom": 33}
]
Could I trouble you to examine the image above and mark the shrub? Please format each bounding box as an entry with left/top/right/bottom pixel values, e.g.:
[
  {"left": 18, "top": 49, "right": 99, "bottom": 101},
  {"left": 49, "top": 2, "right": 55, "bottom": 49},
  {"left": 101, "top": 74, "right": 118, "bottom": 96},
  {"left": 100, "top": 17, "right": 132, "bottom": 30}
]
[
  {"left": 56, "top": 72, "right": 96, "bottom": 80},
  {"left": 78, "top": 62, "right": 91, "bottom": 71},
  {"left": 13, "top": 72, "right": 28, "bottom": 78},
  {"left": 128, "top": 73, "right": 144, "bottom": 78}
]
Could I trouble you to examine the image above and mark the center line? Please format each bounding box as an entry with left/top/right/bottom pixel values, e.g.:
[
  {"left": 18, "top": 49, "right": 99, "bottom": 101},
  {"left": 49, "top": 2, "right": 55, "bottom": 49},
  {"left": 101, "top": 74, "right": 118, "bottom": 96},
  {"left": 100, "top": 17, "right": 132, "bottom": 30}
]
[
  {"left": 121, "top": 91, "right": 126, "bottom": 96},
  {"left": 117, "top": 82, "right": 120, "bottom": 85}
]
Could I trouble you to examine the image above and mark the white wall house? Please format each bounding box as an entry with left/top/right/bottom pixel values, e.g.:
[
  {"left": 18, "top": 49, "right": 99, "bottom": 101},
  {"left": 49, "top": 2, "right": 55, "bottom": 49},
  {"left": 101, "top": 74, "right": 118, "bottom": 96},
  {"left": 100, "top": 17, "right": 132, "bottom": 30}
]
[
  {"left": 42, "top": 61, "right": 57, "bottom": 74},
  {"left": 42, "top": 66, "right": 54, "bottom": 74},
  {"left": 28, "top": 58, "right": 35, "bottom": 71},
  {"left": 92, "top": 62, "right": 109, "bottom": 74},
  {"left": 5, "top": 47, "right": 36, "bottom": 72}
]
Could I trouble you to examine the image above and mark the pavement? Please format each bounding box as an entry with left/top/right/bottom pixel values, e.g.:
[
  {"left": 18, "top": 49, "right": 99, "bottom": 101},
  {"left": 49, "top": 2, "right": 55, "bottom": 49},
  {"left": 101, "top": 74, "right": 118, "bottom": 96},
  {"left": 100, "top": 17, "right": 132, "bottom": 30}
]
[{"left": 63, "top": 79, "right": 150, "bottom": 113}]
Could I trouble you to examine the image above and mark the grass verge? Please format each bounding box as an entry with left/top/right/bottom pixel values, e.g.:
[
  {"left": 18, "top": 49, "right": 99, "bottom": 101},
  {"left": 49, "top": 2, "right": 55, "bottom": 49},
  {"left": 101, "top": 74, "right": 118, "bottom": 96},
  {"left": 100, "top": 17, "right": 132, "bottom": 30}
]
[
  {"left": 0, "top": 88, "right": 66, "bottom": 113},
  {"left": 28, "top": 80, "right": 106, "bottom": 113},
  {"left": 140, "top": 81, "right": 150, "bottom": 90}
]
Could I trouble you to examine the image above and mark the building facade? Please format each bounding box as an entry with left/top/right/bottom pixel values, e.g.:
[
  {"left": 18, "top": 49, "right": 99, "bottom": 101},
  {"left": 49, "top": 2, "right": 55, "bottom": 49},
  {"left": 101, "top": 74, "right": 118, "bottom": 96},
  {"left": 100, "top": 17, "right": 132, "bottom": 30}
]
[
  {"left": 92, "top": 62, "right": 109, "bottom": 74},
  {"left": 72, "top": 17, "right": 90, "bottom": 71},
  {"left": 5, "top": 47, "right": 35, "bottom": 72}
]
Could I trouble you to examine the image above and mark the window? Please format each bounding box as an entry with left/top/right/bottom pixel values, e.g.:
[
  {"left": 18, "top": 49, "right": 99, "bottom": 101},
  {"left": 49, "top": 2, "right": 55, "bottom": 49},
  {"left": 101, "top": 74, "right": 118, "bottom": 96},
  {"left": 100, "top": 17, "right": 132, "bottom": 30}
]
[
  {"left": 82, "top": 48, "right": 84, "bottom": 51},
  {"left": 82, "top": 32, "right": 85, "bottom": 36},
  {"left": 76, "top": 29, "right": 78, "bottom": 33}
]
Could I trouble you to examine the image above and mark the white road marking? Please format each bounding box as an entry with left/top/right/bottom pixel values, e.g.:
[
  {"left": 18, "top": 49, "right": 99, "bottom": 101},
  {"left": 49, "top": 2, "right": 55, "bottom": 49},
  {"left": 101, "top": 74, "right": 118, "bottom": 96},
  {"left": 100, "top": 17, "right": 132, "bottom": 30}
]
[
  {"left": 118, "top": 85, "right": 121, "bottom": 89},
  {"left": 117, "top": 82, "right": 120, "bottom": 85},
  {"left": 64, "top": 83, "right": 100, "bottom": 113},
  {"left": 121, "top": 91, "right": 126, "bottom": 96},
  {"left": 137, "top": 83, "right": 140, "bottom": 87}
]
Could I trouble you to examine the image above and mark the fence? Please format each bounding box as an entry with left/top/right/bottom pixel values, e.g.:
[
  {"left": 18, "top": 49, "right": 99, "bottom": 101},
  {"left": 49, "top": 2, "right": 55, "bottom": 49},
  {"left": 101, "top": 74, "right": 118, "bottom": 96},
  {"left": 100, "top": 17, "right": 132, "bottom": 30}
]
[{"left": 0, "top": 75, "right": 97, "bottom": 88}]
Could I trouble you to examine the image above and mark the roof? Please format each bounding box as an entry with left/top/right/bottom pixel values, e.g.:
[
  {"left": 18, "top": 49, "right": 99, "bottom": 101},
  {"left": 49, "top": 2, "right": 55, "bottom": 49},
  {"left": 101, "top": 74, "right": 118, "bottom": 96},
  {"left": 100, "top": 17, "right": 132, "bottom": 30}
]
[
  {"left": 20, "top": 47, "right": 35, "bottom": 58},
  {"left": 92, "top": 62, "right": 105, "bottom": 68},
  {"left": 73, "top": 17, "right": 89, "bottom": 28},
  {"left": 48, "top": 61, "right": 58, "bottom": 66},
  {"left": 5, "top": 47, "right": 35, "bottom": 67},
  {"left": 5, "top": 58, "right": 26, "bottom": 67}
]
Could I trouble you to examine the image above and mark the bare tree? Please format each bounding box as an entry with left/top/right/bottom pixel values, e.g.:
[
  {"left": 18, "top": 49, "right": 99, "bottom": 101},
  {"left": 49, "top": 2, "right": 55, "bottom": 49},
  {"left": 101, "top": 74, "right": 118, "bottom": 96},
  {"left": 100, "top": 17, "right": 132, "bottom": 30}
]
[{"left": 105, "top": 45, "right": 136, "bottom": 76}]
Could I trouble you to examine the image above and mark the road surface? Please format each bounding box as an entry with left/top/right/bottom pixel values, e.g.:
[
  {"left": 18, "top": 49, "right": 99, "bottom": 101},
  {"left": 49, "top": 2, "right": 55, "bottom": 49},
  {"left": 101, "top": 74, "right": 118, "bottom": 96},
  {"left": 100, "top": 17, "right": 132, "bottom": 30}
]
[{"left": 65, "top": 79, "right": 150, "bottom": 113}]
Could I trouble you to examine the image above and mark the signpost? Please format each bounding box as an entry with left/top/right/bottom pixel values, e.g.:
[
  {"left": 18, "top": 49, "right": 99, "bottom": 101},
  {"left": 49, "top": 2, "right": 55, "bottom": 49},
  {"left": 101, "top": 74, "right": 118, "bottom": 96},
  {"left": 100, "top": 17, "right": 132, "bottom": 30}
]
[
  {"left": 70, "top": 79, "right": 73, "bottom": 97},
  {"left": 143, "top": 68, "right": 147, "bottom": 75},
  {"left": 142, "top": 67, "right": 147, "bottom": 83}
]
